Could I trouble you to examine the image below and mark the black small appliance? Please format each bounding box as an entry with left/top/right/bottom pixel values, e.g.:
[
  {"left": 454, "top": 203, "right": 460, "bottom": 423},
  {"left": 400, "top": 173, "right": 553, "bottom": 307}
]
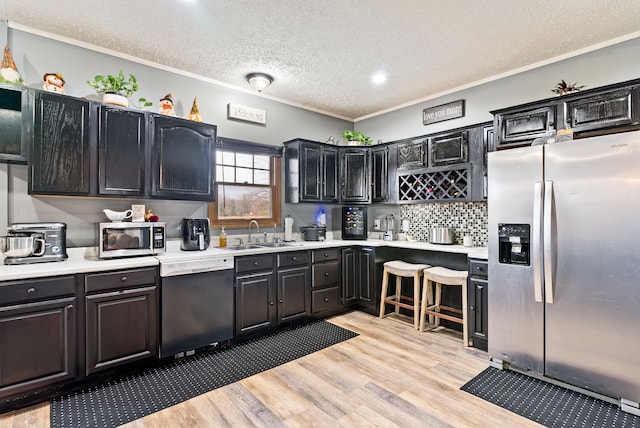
[
  {"left": 181, "top": 218, "right": 210, "bottom": 251},
  {"left": 342, "top": 206, "right": 367, "bottom": 240},
  {"left": 4, "top": 222, "right": 68, "bottom": 265}
]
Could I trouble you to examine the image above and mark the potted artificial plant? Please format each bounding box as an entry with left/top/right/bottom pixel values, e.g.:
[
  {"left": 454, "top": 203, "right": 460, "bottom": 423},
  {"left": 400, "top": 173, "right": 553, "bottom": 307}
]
[
  {"left": 342, "top": 130, "right": 372, "bottom": 146},
  {"left": 87, "top": 70, "right": 151, "bottom": 108}
]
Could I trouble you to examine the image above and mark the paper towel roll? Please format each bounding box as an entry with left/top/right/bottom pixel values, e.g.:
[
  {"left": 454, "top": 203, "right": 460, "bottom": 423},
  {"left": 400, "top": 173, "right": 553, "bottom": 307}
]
[{"left": 284, "top": 216, "right": 294, "bottom": 241}]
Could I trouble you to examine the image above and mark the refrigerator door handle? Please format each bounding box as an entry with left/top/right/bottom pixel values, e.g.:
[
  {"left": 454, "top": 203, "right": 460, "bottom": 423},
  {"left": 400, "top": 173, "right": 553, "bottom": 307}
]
[
  {"left": 532, "top": 181, "right": 543, "bottom": 302},
  {"left": 544, "top": 180, "right": 555, "bottom": 304}
]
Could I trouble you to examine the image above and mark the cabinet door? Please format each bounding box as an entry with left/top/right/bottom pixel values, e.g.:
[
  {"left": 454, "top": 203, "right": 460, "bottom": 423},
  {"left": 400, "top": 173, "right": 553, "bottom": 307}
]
[
  {"left": 0, "top": 297, "right": 76, "bottom": 399},
  {"left": 85, "top": 286, "right": 157, "bottom": 375},
  {"left": 430, "top": 130, "right": 468, "bottom": 166},
  {"left": 98, "top": 106, "right": 146, "bottom": 196},
  {"left": 0, "top": 86, "right": 28, "bottom": 164},
  {"left": 277, "top": 266, "right": 309, "bottom": 324},
  {"left": 321, "top": 146, "right": 339, "bottom": 202},
  {"left": 300, "top": 142, "right": 321, "bottom": 201},
  {"left": 371, "top": 146, "right": 389, "bottom": 202},
  {"left": 30, "top": 91, "right": 91, "bottom": 194},
  {"left": 397, "top": 139, "right": 427, "bottom": 169},
  {"left": 341, "top": 148, "right": 370, "bottom": 203},
  {"left": 235, "top": 271, "right": 275, "bottom": 336},
  {"left": 564, "top": 87, "right": 639, "bottom": 133},
  {"left": 341, "top": 247, "right": 357, "bottom": 304},
  {"left": 494, "top": 105, "right": 555, "bottom": 149},
  {"left": 357, "top": 247, "right": 377, "bottom": 312},
  {"left": 150, "top": 114, "right": 216, "bottom": 201},
  {"left": 468, "top": 278, "right": 488, "bottom": 350}
]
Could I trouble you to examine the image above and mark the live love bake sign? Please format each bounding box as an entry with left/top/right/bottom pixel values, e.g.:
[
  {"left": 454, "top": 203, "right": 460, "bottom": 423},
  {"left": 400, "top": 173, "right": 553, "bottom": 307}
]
[{"left": 423, "top": 99, "right": 465, "bottom": 125}]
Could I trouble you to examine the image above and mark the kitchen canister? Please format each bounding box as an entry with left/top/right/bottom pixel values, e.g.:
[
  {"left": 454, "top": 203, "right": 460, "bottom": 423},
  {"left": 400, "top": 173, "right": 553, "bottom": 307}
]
[{"left": 284, "top": 216, "right": 294, "bottom": 242}]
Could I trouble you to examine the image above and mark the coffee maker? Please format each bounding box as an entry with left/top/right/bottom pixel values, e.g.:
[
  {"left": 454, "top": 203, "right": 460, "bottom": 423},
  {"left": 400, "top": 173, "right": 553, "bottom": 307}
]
[
  {"left": 2, "top": 222, "right": 68, "bottom": 265},
  {"left": 181, "top": 218, "right": 210, "bottom": 251}
]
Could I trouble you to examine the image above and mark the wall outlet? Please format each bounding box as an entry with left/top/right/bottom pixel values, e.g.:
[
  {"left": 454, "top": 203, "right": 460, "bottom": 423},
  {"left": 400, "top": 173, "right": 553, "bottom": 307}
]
[{"left": 374, "top": 219, "right": 381, "bottom": 230}]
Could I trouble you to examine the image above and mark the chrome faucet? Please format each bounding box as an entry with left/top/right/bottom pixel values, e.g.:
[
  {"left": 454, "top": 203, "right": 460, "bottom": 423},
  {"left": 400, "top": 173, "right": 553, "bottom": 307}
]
[{"left": 248, "top": 220, "right": 260, "bottom": 244}]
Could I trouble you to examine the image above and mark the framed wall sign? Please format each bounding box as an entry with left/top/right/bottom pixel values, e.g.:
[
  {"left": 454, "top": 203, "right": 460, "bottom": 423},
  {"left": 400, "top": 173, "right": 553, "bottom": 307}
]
[
  {"left": 423, "top": 99, "right": 465, "bottom": 125},
  {"left": 227, "top": 103, "right": 267, "bottom": 125}
]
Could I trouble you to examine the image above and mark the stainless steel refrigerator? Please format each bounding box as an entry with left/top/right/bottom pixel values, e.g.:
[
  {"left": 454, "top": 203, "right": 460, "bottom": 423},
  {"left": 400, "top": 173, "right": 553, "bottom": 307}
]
[{"left": 488, "top": 131, "right": 640, "bottom": 412}]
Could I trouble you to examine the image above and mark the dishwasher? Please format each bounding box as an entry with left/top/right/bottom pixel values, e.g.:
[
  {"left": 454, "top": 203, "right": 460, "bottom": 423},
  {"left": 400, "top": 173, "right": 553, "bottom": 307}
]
[{"left": 159, "top": 255, "right": 234, "bottom": 358}]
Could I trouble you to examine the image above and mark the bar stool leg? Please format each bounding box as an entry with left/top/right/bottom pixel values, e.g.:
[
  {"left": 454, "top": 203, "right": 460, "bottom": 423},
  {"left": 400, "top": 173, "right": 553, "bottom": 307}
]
[
  {"left": 434, "top": 282, "right": 442, "bottom": 327},
  {"left": 379, "top": 266, "right": 389, "bottom": 318},
  {"left": 395, "top": 275, "right": 402, "bottom": 315},
  {"left": 427, "top": 279, "right": 434, "bottom": 324},
  {"left": 412, "top": 271, "right": 420, "bottom": 329},
  {"left": 419, "top": 277, "right": 428, "bottom": 331}
]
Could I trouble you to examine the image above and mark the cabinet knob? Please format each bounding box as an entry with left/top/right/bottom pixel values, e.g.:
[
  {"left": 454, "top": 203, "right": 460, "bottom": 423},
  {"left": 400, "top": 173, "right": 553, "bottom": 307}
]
[
  {"left": 323, "top": 253, "right": 328, "bottom": 257},
  {"left": 324, "top": 272, "right": 329, "bottom": 276},
  {"left": 27, "top": 287, "right": 36, "bottom": 294},
  {"left": 270, "top": 301, "right": 274, "bottom": 305},
  {"left": 120, "top": 276, "right": 127, "bottom": 282},
  {"left": 292, "top": 256, "right": 297, "bottom": 261},
  {"left": 279, "top": 299, "right": 283, "bottom": 304},
  {"left": 253, "top": 262, "right": 259, "bottom": 266},
  {"left": 470, "top": 305, "right": 475, "bottom": 310},
  {"left": 324, "top": 298, "right": 329, "bottom": 302}
]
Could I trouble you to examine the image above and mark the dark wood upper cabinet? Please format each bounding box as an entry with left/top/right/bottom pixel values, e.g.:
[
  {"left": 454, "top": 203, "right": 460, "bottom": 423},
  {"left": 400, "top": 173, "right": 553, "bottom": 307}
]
[
  {"left": 284, "top": 139, "right": 339, "bottom": 203},
  {"left": 149, "top": 114, "right": 216, "bottom": 201},
  {"left": 371, "top": 145, "right": 389, "bottom": 203},
  {"left": 340, "top": 148, "right": 370, "bottom": 203},
  {"left": 493, "top": 105, "right": 556, "bottom": 150},
  {"left": 563, "top": 87, "right": 638, "bottom": 134},
  {"left": 29, "top": 91, "right": 91, "bottom": 195},
  {"left": 397, "top": 138, "right": 427, "bottom": 169},
  {"left": 0, "top": 86, "right": 28, "bottom": 164},
  {"left": 429, "top": 130, "right": 468, "bottom": 166},
  {"left": 98, "top": 106, "right": 146, "bottom": 196}
]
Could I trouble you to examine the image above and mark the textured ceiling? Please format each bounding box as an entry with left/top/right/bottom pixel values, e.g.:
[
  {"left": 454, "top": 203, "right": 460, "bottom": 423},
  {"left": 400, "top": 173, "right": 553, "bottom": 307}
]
[{"left": 1, "top": 0, "right": 639, "bottom": 120}]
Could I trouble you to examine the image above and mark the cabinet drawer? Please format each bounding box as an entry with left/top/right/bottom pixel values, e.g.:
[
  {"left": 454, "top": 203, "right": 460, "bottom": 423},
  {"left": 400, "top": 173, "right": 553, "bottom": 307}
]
[
  {"left": 236, "top": 254, "right": 274, "bottom": 274},
  {"left": 277, "top": 250, "right": 310, "bottom": 268},
  {"left": 311, "top": 248, "right": 340, "bottom": 262},
  {"left": 468, "top": 259, "right": 488, "bottom": 279},
  {"left": 311, "top": 286, "right": 341, "bottom": 313},
  {"left": 85, "top": 267, "right": 157, "bottom": 293},
  {"left": 0, "top": 276, "right": 76, "bottom": 305},
  {"left": 312, "top": 260, "right": 340, "bottom": 287}
]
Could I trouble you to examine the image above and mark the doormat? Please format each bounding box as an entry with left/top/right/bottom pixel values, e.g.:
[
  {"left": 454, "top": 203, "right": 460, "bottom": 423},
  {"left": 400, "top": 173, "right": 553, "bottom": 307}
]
[
  {"left": 461, "top": 367, "right": 640, "bottom": 428},
  {"left": 51, "top": 320, "right": 358, "bottom": 428}
]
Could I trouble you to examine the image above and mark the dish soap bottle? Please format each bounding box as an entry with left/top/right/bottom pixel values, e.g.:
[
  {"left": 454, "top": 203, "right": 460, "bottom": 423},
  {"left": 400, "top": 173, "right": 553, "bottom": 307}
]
[{"left": 219, "top": 227, "right": 227, "bottom": 248}]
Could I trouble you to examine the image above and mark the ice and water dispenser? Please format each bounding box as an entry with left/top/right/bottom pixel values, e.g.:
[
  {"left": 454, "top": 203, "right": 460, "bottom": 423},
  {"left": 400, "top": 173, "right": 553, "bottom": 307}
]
[{"left": 498, "top": 223, "right": 530, "bottom": 265}]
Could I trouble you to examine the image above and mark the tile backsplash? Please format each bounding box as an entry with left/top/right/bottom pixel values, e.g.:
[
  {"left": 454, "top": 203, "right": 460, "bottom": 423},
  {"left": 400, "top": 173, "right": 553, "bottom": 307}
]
[{"left": 400, "top": 201, "right": 487, "bottom": 246}]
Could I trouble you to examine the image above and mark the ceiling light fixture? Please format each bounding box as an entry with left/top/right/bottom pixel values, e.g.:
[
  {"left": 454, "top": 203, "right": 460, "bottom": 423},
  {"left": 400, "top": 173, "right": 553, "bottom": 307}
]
[
  {"left": 246, "top": 73, "right": 273, "bottom": 92},
  {"left": 372, "top": 73, "right": 387, "bottom": 84}
]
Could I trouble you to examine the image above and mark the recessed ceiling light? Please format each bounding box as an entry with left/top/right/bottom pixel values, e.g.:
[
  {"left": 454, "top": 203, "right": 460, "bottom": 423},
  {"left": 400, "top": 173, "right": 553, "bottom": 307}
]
[{"left": 372, "top": 73, "right": 387, "bottom": 84}]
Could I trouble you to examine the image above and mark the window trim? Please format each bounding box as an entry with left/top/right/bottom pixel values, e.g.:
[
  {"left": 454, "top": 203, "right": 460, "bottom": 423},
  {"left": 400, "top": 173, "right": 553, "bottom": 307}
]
[{"left": 208, "top": 156, "right": 282, "bottom": 229}]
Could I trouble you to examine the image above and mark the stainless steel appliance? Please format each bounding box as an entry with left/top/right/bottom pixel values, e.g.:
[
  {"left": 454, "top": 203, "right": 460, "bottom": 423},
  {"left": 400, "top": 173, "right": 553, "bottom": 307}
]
[
  {"left": 429, "top": 227, "right": 454, "bottom": 245},
  {"left": 382, "top": 214, "right": 396, "bottom": 241},
  {"left": 2, "top": 222, "right": 68, "bottom": 264},
  {"left": 180, "top": 218, "right": 210, "bottom": 251},
  {"left": 159, "top": 255, "right": 234, "bottom": 357},
  {"left": 98, "top": 222, "right": 166, "bottom": 259},
  {"left": 488, "top": 131, "right": 640, "bottom": 414},
  {"left": 342, "top": 206, "right": 367, "bottom": 240}
]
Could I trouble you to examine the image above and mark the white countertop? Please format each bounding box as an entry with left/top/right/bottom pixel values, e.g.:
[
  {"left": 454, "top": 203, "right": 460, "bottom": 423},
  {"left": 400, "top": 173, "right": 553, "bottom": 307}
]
[{"left": 0, "top": 239, "right": 487, "bottom": 282}]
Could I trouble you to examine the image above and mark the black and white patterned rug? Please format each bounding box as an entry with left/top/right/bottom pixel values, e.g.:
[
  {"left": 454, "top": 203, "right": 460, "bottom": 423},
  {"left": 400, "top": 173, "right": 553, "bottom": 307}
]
[
  {"left": 461, "top": 367, "right": 640, "bottom": 428},
  {"left": 51, "top": 320, "right": 357, "bottom": 428}
]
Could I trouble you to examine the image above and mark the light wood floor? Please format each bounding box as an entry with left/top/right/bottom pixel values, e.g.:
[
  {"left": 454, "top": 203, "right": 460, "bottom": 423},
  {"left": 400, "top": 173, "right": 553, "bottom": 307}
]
[{"left": 0, "top": 311, "right": 541, "bottom": 427}]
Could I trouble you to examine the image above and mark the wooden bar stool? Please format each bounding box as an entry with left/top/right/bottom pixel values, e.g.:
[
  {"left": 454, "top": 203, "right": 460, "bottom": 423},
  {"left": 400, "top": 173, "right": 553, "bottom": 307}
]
[
  {"left": 419, "top": 266, "right": 469, "bottom": 346},
  {"left": 379, "top": 260, "right": 430, "bottom": 329}
]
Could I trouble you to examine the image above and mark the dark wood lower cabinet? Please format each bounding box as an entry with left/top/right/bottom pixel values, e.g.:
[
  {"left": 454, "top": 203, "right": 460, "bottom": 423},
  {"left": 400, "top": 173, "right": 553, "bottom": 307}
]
[
  {"left": 467, "top": 258, "right": 488, "bottom": 351},
  {"left": 342, "top": 247, "right": 377, "bottom": 314},
  {"left": 85, "top": 286, "right": 157, "bottom": 375},
  {"left": 0, "top": 276, "right": 76, "bottom": 400},
  {"left": 235, "top": 270, "right": 276, "bottom": 336},
  {"left": 84, "top": 268, "right": 158, "bottom": 376},
  {"left": 277, "top": 266, "right": 309, "bottom": 323}
]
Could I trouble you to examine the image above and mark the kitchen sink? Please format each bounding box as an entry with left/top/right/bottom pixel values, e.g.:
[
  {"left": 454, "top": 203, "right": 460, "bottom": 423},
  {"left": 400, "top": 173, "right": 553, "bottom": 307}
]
[
  {"left": 256, "top": 242, "right": 303, "bottom": 248},
  {"left": 220, "top": 244, "right": 264, "bottom": 251}
]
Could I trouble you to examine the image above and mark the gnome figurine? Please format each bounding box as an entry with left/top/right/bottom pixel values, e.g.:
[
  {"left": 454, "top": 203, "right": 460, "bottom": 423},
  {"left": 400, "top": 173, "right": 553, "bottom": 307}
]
[
  {"left": 159, "top": 93, "right": 176, "bottom": 116},
  {"left": 43, "top": 72, "right": 66, "bottom": 93},
  {"left": 0, "top": 45, "right": 26, "bottom": 87},
  {"left": 187, "top": 97, "right": 202, "bottom": 122}
]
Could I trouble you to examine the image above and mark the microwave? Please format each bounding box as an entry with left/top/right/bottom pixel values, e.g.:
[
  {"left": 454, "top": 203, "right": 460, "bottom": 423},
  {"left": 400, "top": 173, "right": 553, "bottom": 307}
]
[{"left": 98, "top": 222, "right": 166, "bottom": 259}]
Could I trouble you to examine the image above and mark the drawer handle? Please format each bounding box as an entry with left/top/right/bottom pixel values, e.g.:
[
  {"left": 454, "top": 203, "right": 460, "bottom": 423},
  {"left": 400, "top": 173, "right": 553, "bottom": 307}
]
[
  {"left": 120, "top": 276, "right": 128, "bottom": 282},
  {"left": 324, "top": 253, "right": 329, "bottom": 257},
  {"left": 324, "top": 272, "right": 329, "bottom": 276},
  {"left": 324, "top": 297, "right": 329, "bottom": 302},
  {"left": 476, "top": 266, "right": 483, "bottom": 271},
  {"left": 292, "top": 256, "right": 297, "bottom": 261},
  {"left": 253, "top": 262, "right": 259, "bottom": 266},
  {"left": 27, "top": 287, "right": 36, "bottom": 294}
]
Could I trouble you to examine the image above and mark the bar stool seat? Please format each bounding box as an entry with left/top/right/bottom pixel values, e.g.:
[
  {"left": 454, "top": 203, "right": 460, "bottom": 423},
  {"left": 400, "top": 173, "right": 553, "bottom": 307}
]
[
  {"left": 419, "top": 266, "right": 469, "bottom": 345},
  {"left": 379, "top": 260, "right": 430, "bottom": 329}
]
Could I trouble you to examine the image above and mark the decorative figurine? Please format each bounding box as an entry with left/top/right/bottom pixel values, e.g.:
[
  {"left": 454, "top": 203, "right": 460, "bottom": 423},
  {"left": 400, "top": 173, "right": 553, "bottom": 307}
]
[
  {"left": 0, "top": 45, "right": 26, "bottom": 87},
  {"left": 159, "top": 93, "right": 176, "bottom": 116},
  {"left": 144, "top": 209, "right": 159, "bottom": 222},
  {"left": 187, "top": 96, "right": 202, "bottom": 122},
  {"left": 43, "top": 72, "right": 66, "bottom": 93}
]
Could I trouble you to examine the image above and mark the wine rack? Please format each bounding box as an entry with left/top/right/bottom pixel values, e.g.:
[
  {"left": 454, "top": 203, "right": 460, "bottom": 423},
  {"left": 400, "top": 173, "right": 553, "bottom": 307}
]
[{"left": 398, "top": 167, "right": 468, "bottom": 202}]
